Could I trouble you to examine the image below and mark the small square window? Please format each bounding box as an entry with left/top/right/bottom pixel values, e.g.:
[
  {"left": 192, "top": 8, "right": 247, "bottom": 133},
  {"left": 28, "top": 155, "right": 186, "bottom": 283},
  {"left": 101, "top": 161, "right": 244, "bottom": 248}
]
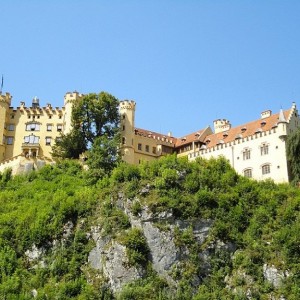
[
  {"left": 45, "top": 137, "right": 51, "bottom": 145},
  {"left": 6, "top": 137, "right": 13, "bottom": 145},
  {"left": 57, "top": 124, "right": 62, "bottom": 132},
  {"left": 47, "top": 124, "right": 52, "bottom": 131},
  {"left": 7, "top": 124, "right": 14, "bottom": 131}
]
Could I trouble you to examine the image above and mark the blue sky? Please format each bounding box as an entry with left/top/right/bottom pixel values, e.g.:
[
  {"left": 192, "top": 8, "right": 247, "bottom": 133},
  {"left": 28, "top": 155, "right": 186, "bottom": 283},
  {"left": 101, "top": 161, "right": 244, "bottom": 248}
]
[{"left": 1, "top": 1, "right": 300, "bottom": 137}]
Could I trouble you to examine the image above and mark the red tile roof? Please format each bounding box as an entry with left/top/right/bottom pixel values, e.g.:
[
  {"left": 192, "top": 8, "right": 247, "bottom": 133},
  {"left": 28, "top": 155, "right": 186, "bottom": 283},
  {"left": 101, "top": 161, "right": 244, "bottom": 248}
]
[
  {"left": 134, "top": 128, "right": 177, "bottom": 145},
  {"left": 175, "top": 127, "right": 211, "bottom": 147},
  {"left": 203, "top": 109, "right": 291, "bottom": 149}
]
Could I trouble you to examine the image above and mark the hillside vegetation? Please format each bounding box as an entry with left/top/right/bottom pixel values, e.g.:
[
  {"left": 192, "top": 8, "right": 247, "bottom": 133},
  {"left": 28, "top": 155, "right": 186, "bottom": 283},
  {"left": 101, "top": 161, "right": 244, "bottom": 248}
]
[{"left": 0, "top": 156, "right": 299, "bottom": 299}]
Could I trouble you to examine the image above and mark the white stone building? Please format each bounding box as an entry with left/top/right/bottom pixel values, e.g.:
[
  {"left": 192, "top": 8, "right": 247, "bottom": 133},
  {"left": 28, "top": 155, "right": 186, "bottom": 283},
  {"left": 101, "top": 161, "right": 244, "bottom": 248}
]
[{"left": 188, "top": 103, "right": 299, "bottom": 183}]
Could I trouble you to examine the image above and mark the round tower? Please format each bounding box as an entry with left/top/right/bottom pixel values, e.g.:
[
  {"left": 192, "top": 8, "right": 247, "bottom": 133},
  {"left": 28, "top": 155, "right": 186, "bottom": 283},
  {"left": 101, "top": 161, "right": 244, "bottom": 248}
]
[
  {"left": 0, "top": 93, "right": 12, "bottom": 161},
  {"left": 119, "top": 100, "right": 136, "bottom": 164},
  {"left": 63, "top": 91, "right": 82, "bottom": 134}
]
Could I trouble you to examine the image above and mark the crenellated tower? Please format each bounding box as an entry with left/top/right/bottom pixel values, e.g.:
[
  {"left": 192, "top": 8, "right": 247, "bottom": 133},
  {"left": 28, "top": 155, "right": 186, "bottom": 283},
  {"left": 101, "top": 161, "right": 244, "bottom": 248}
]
[
  {"left": 0, "top": 93, "right": 12, "bottom": 161},
  {"left": 119, "top": 100, "right": 136, "bottom": 164},
  {"left": 63, "top": 91, "right": 82, "bottom": 134}
]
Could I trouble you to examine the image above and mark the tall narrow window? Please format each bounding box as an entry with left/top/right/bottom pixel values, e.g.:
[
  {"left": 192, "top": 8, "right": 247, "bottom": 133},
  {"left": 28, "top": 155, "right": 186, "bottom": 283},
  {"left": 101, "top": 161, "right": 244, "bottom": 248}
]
[
  {"left": 261, "top": 143, "right": 269, "bottom": 155},
  {"left": 47, "top": 124, "right": 52, "bottom": 131},
  {"left": 138, "top": 143, "right": 142, "bottom": 150},
  {"left": 243, "top": 148, "right": 251, "bottom": 160},
  {"left": 145, "top": 145, "right": 149, "bottom": 152}
]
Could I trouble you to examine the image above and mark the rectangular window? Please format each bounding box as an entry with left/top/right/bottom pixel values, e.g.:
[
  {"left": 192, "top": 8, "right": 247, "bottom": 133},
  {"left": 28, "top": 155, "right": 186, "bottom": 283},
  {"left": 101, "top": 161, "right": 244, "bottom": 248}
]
[
  {"left": 243, "top": 149, "right": 251, "bottom": 160},
  {"left": 262, "top": 164, "right": 270, "bottom": 175},
  {"left": 26, "top": 123, "right": 40, "bottom": 131},
  {"left": 45, "top": 137, "right": 51, "bottom": 145},
  {"left": 138, "top": 143, "right": 142, "bottom": 150},
  {"left": 7, "top": 124, "right": 15, "bottom": 131},
  {"left": 261, "top": 144, "right": 269, "bottom": 155},
  {"left": 47, "top": 124, "right": 52, "bottom": 131},
  {"left": 145, "top": 145, "right": 149, "bottom": 152},
  {"left": 122, "top": 137, "right": 125, "bottom": 144},
  {"left": 152, "top": 147, "right": 156, "bottom": 154},
  {"left": 57, "top": 124, "right": 62, "bottom": 132},
  {"left": 6, "top": 137, "right": 13, "bottom": 145},
  {"left": 24, "top": 135, "right": 39, "bottom": 144}
]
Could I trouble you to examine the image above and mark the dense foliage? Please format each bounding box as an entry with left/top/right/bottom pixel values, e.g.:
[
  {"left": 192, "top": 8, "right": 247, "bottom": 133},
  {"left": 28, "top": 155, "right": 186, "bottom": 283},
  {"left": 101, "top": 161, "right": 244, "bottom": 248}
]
[
  {"left": 287, "top": 127, "right": 300, "bottom": 184},
  {"left": 0, "top": 155, "right": 300, "bottom": 299},
  {"left": 52, "top": 92, "right": 120, "bottom": 176}
]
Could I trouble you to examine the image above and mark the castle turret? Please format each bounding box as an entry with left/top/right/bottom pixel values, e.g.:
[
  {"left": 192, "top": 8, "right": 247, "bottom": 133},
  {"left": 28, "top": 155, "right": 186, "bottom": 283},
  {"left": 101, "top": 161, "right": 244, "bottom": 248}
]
[
  {"left": 119, "top": 100, "right": 136, "bottom": 164},
  {"left": 213, "top": 118, "right": 231, "bottom": 133},
  {"left": 0, "top": 93, "right": 12, "bottom": 161},
  {"left": 277, "top": 108, "right": 288, "bottom": 140},
  {"left": 63, "top": 91, "right": 82, "bottom": 134}
]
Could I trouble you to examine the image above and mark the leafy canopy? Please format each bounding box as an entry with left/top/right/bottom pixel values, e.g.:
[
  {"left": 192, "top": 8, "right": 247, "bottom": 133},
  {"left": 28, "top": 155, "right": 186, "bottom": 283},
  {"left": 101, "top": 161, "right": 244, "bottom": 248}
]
[{"left": 52, "top": 91, "right": 120, "bottom": 173}]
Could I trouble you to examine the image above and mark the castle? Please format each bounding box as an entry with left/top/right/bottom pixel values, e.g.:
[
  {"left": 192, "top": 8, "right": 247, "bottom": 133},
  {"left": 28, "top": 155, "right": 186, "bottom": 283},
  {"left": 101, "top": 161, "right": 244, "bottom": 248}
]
[
  {"left": 120, "top": 100, "right": 299, "bottom": 183},
  {"left": 0, "top": 91, "right": 82, "bottom": 174},
  {"left": 0, "top": 91, "right": 299, "bottom": 183}
]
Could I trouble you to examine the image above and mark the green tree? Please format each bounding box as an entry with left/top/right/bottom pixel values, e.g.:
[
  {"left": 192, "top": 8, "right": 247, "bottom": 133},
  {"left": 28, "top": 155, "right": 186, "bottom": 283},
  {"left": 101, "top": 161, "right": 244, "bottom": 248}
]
[
  {"left": 52, "top": 91, "right": 120, "bottom": 161},
  {"left": 286, "top": 127, "right": 300, "bottom": 183}
]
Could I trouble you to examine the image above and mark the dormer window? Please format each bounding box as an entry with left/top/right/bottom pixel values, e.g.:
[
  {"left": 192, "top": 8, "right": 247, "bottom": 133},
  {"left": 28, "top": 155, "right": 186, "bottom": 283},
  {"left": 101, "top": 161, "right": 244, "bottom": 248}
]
[
  {"left": 217, "top": 139, "right": 224, "bottom": 145},
  {"left": 195, "top": 132, "right": 200, "bottom": 137},
  {"left": 261, "top": 121, "right": 266, "bottom": 127},
  {"left": 206, "top": 139, "right": 211, "bottom": 144},
  {"left": 223, "top": 132, "right": 228, "bottom": 138},
  {"left": 255, "top": 128, "right": 263, "bottom": 134},
  {"left": 235, "top": 134, "right": 242, "bottom": 140},
  {"left": 241, "top": 127, "right": 247, "bottom": 133},
  {"left": 181, "top": 137, "right": 186, "bottom": 142}
]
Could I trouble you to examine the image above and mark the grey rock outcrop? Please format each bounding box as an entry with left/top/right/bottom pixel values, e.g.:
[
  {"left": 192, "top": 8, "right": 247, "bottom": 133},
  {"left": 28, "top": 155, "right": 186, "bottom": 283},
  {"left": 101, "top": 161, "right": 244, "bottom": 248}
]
[
  {"left": 103, "top": 241, "right": 144, "bottom": 292},
  {"left": 263, "top": 264, "right": 289, "bottom": 288}
]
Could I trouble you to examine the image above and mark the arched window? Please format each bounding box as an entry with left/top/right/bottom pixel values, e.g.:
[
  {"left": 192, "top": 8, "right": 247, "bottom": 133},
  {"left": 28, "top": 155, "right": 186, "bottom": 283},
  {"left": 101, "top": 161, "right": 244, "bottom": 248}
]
[
  {"left": 244, "top": 168, "right": 252, "bottom": 178},
  {"left": 262, "top": 164, "right": 271, "bottom": 175}
]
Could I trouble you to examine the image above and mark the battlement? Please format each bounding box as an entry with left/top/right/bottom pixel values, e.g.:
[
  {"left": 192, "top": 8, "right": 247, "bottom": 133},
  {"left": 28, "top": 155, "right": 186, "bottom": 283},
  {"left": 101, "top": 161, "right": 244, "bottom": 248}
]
[
  {"left": 261, "top": 110, "right": 272, "bottom": 119},
  {"left": 0, "top": 92, "right": 12, "bottom": 106},
  {"left": 119, "top": 100, "right": 136, "bottom": 110},
  {"left": 213, "top": 118, "right": 231, "bottom": 133},
  {"left": 64, "top": 91, "right": 82, "bottom": 106}
]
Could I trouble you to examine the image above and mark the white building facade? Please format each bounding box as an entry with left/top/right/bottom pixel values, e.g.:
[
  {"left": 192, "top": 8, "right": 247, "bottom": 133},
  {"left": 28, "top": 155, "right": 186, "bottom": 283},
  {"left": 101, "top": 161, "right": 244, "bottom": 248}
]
[{"left": 189, "top": 103, "right": 299, "bottom": 183}]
